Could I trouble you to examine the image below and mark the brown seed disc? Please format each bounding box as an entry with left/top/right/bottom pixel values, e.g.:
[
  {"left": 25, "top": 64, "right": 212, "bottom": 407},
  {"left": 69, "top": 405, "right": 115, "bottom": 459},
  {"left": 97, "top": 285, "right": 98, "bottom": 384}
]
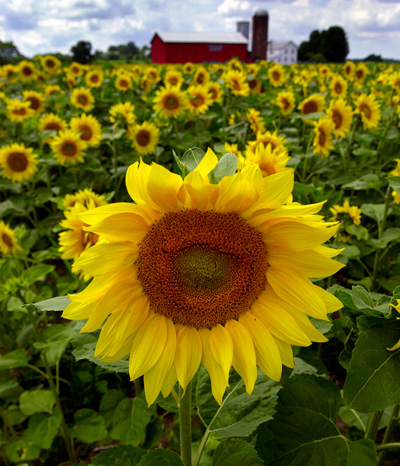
[
  {"left": 136, "top": 130, "right": 150, "bottom": 146},
  {"left": 7, "top": 152, "right": 28, "bottom": 172},
  {"left": 61, "top": 141, "right": 78, "bottom": 157},
  {"left": 138, "top": 209, "right": 268, "bottom": 329}
]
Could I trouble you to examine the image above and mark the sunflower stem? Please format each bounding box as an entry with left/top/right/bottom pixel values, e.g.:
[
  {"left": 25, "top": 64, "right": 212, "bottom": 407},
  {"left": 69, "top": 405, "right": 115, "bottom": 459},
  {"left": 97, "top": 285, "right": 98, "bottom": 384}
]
[
  {"left": 365, "top": 410, "right": 383, "bottom": 440},
  {"left": 179, "top": 382, "right": 192, "bottom": 466},
  {"left": 377, "top": 405, "right": 399, "bottom": 466}
]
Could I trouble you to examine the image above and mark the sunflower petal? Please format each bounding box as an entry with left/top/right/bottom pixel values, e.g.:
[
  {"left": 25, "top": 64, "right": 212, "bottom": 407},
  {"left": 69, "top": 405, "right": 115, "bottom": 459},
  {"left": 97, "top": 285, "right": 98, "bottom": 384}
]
[
  {"left": 209, "top": 324, "right": 233, "bottom": 384},
  {"left": 174, "top": 326, "right": 202, "bottom": 394}
]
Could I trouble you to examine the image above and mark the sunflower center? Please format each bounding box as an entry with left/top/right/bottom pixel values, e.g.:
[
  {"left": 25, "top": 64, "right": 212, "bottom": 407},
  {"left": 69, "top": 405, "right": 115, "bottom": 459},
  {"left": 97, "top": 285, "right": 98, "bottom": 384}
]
[
  {"left": 7, "top": 152, "right": 28, "bottom": 172},
  {"left": 332, "top": 109, "right": 343, "bottom": 129},
  {"left": 303, "top": 101, "right": 317, "bottom": 114},
  {"left": 78, "top": 95, "right": 88, "bottom": 105},
  {"left": 197, "top": 74, "right": 205, "bottom": 84},
  {"left": 90, "top": 75, "right": 99, "bottom": 82},
  {"left": 318, "top": 129, "right": 326, "bottom": 146},
  {"left": 2, "top": 233, "right": 13, "bottom": 247},
  {"left": 164, "top": 95, "right": 179, "bottom": 110},
  {"left": 136, "top": 130, "right": 151, "bottom": 146},
  {"left": 61, "top": 142, "right": 78, "bottom": 157},
  {"left": 138, "top": 209, "right": 268, "bottom": 328},
  {"left": 359, "top": 103, "right": 371, "bottom": 119},
  {"left": 272, "top": 71, "right": 280, "bottom": 81},
  {"left": 79, "top": 125, "right": 93, "bottom": 141},
  {"left": 120, "top": 79, "right": 129, "bottom": 88},
  {"left": 249, "top": 79, "right": 257, "bottom": 89},
  {"left": 334, "top": 83, "right": 342, "bottom": 94},
  {"left": 45, "top": 59, "right": 55, "bottom": 68},
  {"left": 27, "top": 97, "right": 40, "bottom": 110},
  {"left": 13, "top": 108, "right": 27, "bottom": 116},
  {"left": 282, "top": 98, "right": 290, "bottom": 110},
  {"left": 191, "top": 94, "right": 205, "bottom": 107},
  {"left": 169, "top": 77, "right": 179, "bottom": 85},
  {"left": 22, "top": 66, "right": 33, "bottom": 76},
  {"left": 45, "top": 122, "right": 61, "bottom": 131}
]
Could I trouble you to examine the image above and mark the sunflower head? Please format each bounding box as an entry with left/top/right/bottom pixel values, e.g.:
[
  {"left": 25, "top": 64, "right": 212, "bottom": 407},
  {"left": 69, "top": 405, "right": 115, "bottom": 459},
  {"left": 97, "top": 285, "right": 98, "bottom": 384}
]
[
  {"left": 330, "top": 200, "right": 362, "bottom": 226},
  {"left": 115, "top": 74, "right": 132, "bottom": 92},
  {"left": 0, "top": 221, "right": 22, "bottom": 256},
  {"left": 70, "top": 114, "right": 102, "bottom": 147},
  {"left": 23, "top": 90, "right": 45, "bottom": 114},
  {"left": 153, "top": 86, "right": 188, "bottom": 119},
  {"left": 355, "top": 93, "right": 381, "bottom": 129},
  {"left": 0, "top": 142, "right": 38, "bottom": 183},
  {"left": 187, "top": 85, "right": 212, "bottom": 115},
  {"left": 276, "top": 90, "right": 296, "bottom": 115},
  {"left": 62, "top": 188, "right": 107, "bottom": 210},
  {"left": 327, "top": 98, "right": 353, "bottom": 138},
  {"left": 299, "top": 94, "right": 325, "bottom": 116},
  {"left": 268, "top": 64, "right": 285, "bottom": 87},
  {"left": 62, "top": 148, "right": 343, "bottom": 406},
  {"left": 85, "top": 69, "right": 104, "bottom": 88},
  {"left": 50, "top": 130, "right": 88, "bottom": 166},
  {"left": 71, "top": 88, "right": 95, "bottom": 111},
  {"left": 130, "top": 121, "right": 160, "bottom": 156},
  {"left": 6, "top": 100, "right": 35, "bottom": 123},
  {"left": 313, "top": 118, "right": 335, "bottom": 159}
]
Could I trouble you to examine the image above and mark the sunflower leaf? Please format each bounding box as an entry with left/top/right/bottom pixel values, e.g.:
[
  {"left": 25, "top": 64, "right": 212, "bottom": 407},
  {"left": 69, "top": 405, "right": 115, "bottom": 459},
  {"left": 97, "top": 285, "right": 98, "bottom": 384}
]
[
  {"left": 181, "top": 147, "right": 205, "bottom": 173},
  {"left": 212, "top": 438, "right": 263, "bottom": 466},
  {"left": 209, "top": 153, "right": 238, "bottom": 184},
  {"left": 137, "top": 449, "right": 183, "bottom": 466},
  {"left": 30, "top": 295, "right": 71, "bottom": 312},
  {"left": 91, "top": 445, "right": 147, "bottom": 466},
  {"left": 388, "top": 176, "right": 400, "bottom": 192}
]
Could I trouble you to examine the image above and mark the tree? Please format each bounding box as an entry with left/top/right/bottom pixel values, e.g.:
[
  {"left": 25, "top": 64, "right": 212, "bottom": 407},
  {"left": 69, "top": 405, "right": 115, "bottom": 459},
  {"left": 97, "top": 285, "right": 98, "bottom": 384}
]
[
  {"left": 0, "top": 40, "right": 23, "bottom": 65},
  {"left": 365, "top": 54, "right": 383, "bottom": 62},
  {"left": 70, "top": 41, "right": 93, "bottom": 64},
  {"left": 298, "top": 26, "right": 349, "bottom": 63}
]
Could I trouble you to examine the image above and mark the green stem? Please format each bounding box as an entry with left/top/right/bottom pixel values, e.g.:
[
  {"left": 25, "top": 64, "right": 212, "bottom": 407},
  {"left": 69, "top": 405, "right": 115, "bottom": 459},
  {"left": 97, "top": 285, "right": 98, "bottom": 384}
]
[
  {"left": 365, "top": 410, "right": 383, "bottom": 440},
  {"left": 377, "top": 442, "right": 400, "bottom": 451},
  {"left": 377, "top": 405, "right": 399, "bottom": 466},
  {"left": 179, "top": 382, "right": 192, "bottom": 466}
]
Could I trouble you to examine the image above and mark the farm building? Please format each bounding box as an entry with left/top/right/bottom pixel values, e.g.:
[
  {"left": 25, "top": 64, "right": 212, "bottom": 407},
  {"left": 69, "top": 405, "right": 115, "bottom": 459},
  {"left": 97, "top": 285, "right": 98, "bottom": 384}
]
[
  {"left": 267, "top": 41, "right": 298, "bottom": 64},
  {"left": 151, "top": 31, "right": 249, "bottom": 63}
]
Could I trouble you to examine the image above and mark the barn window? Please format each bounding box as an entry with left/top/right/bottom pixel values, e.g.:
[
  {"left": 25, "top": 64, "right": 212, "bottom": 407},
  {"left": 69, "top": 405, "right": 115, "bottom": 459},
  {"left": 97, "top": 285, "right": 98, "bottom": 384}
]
[{"left": 209, "top": 44, "right": 223, "bottom": 52}]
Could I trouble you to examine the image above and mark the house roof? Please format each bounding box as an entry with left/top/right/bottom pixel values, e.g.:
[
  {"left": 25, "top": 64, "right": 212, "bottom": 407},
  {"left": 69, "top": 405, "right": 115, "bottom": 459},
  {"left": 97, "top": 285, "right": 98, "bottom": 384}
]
[
  {"left": 268, "top": 40, "right": 298, "bottom": 51},
  {"left": 152, "top": 31, "right": 248, "bottom": 45}
]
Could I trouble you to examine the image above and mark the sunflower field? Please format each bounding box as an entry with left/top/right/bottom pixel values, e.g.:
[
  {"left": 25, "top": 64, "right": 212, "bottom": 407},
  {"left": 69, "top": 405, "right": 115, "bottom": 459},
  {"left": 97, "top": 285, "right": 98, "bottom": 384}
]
[{"left": 1, "top": 55, "right": 400, "bottom": 466}]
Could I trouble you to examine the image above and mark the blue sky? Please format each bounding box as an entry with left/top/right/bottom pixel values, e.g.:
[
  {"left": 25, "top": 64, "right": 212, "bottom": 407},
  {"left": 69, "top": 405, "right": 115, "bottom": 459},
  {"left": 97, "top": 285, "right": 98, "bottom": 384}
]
[{"left": 1, "top": 0, "right": 400, "bottom": 59}]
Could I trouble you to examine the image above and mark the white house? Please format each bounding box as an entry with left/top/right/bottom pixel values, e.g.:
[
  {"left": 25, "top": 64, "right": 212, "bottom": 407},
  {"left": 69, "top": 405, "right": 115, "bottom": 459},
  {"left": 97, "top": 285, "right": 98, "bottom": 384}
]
[{"left": 267, "top": 41, "right": 298, "bottom": 64}]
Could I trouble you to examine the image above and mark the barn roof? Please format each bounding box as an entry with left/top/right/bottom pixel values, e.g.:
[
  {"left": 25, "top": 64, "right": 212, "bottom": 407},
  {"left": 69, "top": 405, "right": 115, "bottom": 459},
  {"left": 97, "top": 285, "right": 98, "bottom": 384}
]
[{"left": 152, "top": 31, "right": 248, "bottom": 45}]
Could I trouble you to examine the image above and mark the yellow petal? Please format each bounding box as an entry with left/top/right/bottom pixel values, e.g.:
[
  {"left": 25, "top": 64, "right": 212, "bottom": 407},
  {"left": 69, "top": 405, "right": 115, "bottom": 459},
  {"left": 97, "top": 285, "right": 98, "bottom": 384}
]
[
  {"left": 62, "top": 300, "right": 91, "bottom": 320},
  {"left": 225, "top": 319, "right": 257, "bottom": 394},
  {"left": 313, "top": 286, "right": 343, "bottom": 313},
  {"left": 68, "top": 273, "right": 122, "bottom": 303},
  {"left": 144, "top": 317, "right": 177, "bottom": 406},
  {"left": 239, "top": 312, "right": 282, "bottom": 382},
  {"left": 267, "top": 268, "right": 329, "bottom": 320},
  {"left": 209, "top": 324, "right": 233, "bottom": 384},
  {"left": 180, "top": 170, "right": 219, "bottom": 211},
  {"left": 199, "top": 328, "right": 228, "bottom": 405},
  {"left": 146, "top": 162, "right": 183, "bottom": 212},
  {"left": 274, "top": 337, "right": 294, "bottom": 368},
  {"left": 174, "top": 326, "right": 202, "bottom": 394},
  {"left": 192, "top": 147, "right": 218, "bottom": 177},
  {"left": 78, "top": 202, "right": 158, "bottom": 225},
  {"left": 250, "top": 201, "right": 325, "bottom": 222},
  {"left": 129, "top": 313, "right": 168, "bottom": 380},
  {"left": 160, "top": 365, "right": 178, "bottom": 398},
  {"left": 84, "top": 212, "right": 150, "bottom": 243},
  {"left": 387, "top": 339, "right": 400, "bottom": 351},
  {"left": 252, "top": 298, "right": 312, "bottom": 346}
]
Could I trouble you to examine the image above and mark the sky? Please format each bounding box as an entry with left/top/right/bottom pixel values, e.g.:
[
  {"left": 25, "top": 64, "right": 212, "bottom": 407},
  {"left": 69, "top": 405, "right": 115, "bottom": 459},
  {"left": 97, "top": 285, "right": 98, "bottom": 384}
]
[{"left": 1, "top": 0, "right": 400, "bottom": 60}]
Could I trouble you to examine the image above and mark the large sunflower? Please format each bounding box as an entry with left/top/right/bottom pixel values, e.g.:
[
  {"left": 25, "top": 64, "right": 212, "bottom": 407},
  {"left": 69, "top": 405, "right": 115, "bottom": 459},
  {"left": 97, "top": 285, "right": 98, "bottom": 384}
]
[
  {"left": 224, "top": 70, "right": 250, "bottom": 97},
  {"left": 85, "top": 69, "right": 104, "bottom": 88},
  {"left": 0, "top": 221, "right": 21, "bottom": 256},
  {"left": 130, "top": 121, "right": 160, "bottom": 156},
  {"left": 187, "top": 85, "right": 212, "bottom": 115},
  {"left": 327, "top": 98, "right": 353, "bottom": 138},
  {"left": 70, "top": 88, "right": 95, "bottom": 112},
  {"left": 313, "top": 118, "right": 335, "bottom": 159},
  {"left": 38, "top": 113, "right": 67, "bottom": 135},
  {"left": 276, "top": 90, "right": 296, "bottom": 116},
  {"left": 298, "top": 94, "right": 325, "bottom": 116},
  {"left": 62, "top": 188, "right": 107, "bottom": 210},
  {"left": 23, "top": 90, "right": 45, "bottom": 115},
  {"left": 50, "top": 130, "right": 88, "bottom": 166},
  {"left": 6, "top": 100, "right": 34, "bottom": 123},
  {"left": 268, "top": 64, "right": 285, "bottom": 87},
  {"left": 70, "top": 114, "right": 102, "bottom": 147},
  {"left": 355, "top": 93, "right": 381, "bottom": 129},
  {"left": 330, "top": 75, "right": 348, "bottom": 98},
  {"left": 153, "top": 86, "right": 188, "bottom": 119},
  {"left": 0, "top": 143, "right": 38, "bottom": 183},
  {"left": 62, "top": 149, "right": 343, "bottom": 406}
]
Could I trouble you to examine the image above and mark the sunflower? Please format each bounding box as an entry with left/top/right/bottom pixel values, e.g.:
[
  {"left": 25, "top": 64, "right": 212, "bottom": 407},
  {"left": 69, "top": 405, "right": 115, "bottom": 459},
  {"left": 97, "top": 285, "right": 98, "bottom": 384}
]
[
  {"left": 390, "top": 159, "right": 400, "bottom": 177},
  {"left": 62, "top": 188, "right": 107, "bottom": 210},
  {"left": 330, "top": 75, "right": 348, "bottom": 98},
  {"left": 276, "top": 90, "right": 296, "bottom": 115},
  {"left": 183, "top": 62, "right": 194, "bottom": 74},
  {"left": 298, "top": 94, "right": 325, "bottom": 116},
  {"left": 313, "top": 118, "right": 335, "bottom": 159},
  {"left": 45, "top": 84, "right": 62, "bottom": 96},
  {"left": 330, "top": 200, "right": 362, "bottom": 225},
  {"left": 248, "top": 76, "right": 262, "bottom": 94},
  {"left": 50, "top": 130, "right": 88, "bottom": 166},
  {"left": 70, "top": 114, "right": 102, "bottom": 147},
  {"left": 187, "top": 85, "right": 212, "bottom": 115},
  {"left": 59, "top": 202, "right": 101, "bottom": 264},
  {"left": 69, "top": 62, "right": 83, "bottom": 78},
  {"left": 153, "top": 86, "right": 188, "bottom": 119},
  {"left": 224, "top": 142, "right": 244, "bottom": 168},
  {"left": 130, "top": 121, "right": 160, "bottom": 156},
  {"left": 38, "top": 113, "right": 67, "bottom": 139},
  {"left": 224, "top": 70, "right": 250, "bottom": 97},
  {"left": 244, "top": 144, "right": 291, "bottom": 177},
  {"left": 70, "top": 88, "right": 95, "bottom": 112},
  {"left": 109, "top": 102, "right": 136, "bottom": 127},
  {"left": 23, "top": 90, "right": 45, "bottom": 114},
  {"left": 246, "top": 130, "right": 287, "bottom": 158},
  {"left": 6, "top": 100, "right": 34, "bottom": 123},
  {"left": 62, "top": 148, "right": 342, "bottom": 406},
  {"left": 164, "top": 69, "right": 183, "bottom": 88},
  {"left": 247, "top": 108, "right": 265, "bottom": 135},
  {"left": 206, "top": 82, "right": 223, "bottom": 103},
  {"left": 85, "top": 69, "right": 104, "bottom": 88},
  {"left": 40, "top": 55, "right": 61, "bottom": 74},
  {"left": 355, "top": 93, "right": 381, "bottom": 129},
  {"left": 0, "top": 221, "right": 21, "bottom": 256},
  {"left": 18, "top": 60, "right": 36, "bottom": 81},
  {"left": 327, "top": 98, "right": 353, "bottom": 138},
  {"left": 0, "top": 143, "right": 38, "bottom": 183},
  {"left": 115, "top": 74, "right": 132, "bottom": 92},
  {"left": 193, "top": 68, "right": 209, "bottom": 86},
  {"left": 344, "top": 61, "right": 355, "bottom": 79},
  {"left": 3, "top": 64, "right": 17, "bottom": 80},
  {"left": 354, "top": 63, "right": 368, "bottom": 83},
  {"left": 268, "top": 64, "right": 285, "bottom": 87},
  {"left": 147, "top": 67, "right": 160, "bottom": 83}
]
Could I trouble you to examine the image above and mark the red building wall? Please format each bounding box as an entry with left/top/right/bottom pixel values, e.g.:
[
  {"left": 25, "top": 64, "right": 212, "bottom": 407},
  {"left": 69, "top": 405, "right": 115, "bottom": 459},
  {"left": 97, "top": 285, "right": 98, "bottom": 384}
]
[{"left": 151, "top": 34, "right": 247, "bottom": 63}]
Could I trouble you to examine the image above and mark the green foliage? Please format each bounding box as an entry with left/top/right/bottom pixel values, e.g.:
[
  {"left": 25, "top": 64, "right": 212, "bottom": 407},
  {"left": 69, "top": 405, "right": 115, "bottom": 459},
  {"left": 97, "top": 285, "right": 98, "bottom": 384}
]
[
  {"left": 70, "top": 40, "right": 93, "bottom": 64},
  {"left": 299, "top": 26, "right": 349, "bottom": 62}
]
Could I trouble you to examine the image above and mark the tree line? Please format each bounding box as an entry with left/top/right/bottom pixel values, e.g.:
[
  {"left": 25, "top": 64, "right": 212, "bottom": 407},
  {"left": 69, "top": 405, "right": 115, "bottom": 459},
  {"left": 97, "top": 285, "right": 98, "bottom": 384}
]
[{"left": 298, "top": 26, "right": 349, "bottom": 63}]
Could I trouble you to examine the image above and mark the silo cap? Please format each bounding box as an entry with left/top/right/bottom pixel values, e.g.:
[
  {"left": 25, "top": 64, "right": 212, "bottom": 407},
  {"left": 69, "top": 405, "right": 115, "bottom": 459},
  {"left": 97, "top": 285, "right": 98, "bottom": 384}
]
[{"left": 254, "top": 9, "right": 269, "bottom": 16}]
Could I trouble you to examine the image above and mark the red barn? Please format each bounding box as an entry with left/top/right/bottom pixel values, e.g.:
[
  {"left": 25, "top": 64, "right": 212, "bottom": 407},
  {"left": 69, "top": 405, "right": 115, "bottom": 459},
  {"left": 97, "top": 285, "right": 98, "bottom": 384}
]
[{"left": 151, "top": 31, "right": 248, "bottom": 63}]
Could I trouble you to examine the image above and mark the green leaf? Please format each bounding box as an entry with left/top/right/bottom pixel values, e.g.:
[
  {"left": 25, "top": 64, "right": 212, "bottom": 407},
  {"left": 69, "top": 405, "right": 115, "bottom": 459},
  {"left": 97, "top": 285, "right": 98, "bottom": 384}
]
[
  {"left": 196, "top": 367, "right": 279, "bottom": 439},
  {"left": 172, "top": 149, "right": 186, "bottom": 176},
  {"left": 352, "top": 147, "right": 377, "bottom": 157},
  {"left": 330, "top": 285, "right": 378, "bottom": 312},
  {"left": 0, "top": 379, "right": 21, "bottom": 398},
  {"left": 343, "top": 316, "right": 400, "bottom": 412},
  {"left": 344, "top": 224, "right": 369, "bottom": 240},
  {"left": 345, "top": 439, "right": 377, "bottom": 466},
  {"left": 255, "top": 374, "right": 368, "bottom": 466},
  {"left": 209, "top": 153, "right": 238, "bottom": 183},
  {"left": 212, "top": 438, "right": 263, "bottom": 466},
  {"left": 137, "top": 450, "right": 183, "bottom": 466},
  {"left": 300, "top": 111, "right": 325, "bottom": 120},
  {"left": 100, "top": 389, "right": 126, "bottom": 428},
  {"left": 71, "top": 409, "right": 108, "bottom": 444},
  {"left": 19, "top": 389, "right": 56, "bottom": 416},
  {"left": 361, "top": 203, "right": 386, "bottom": 222},
  {"left": 92, "top": 445, "right": 147, "bottom": 466},
  {"left": 6, "top": 439, "right": 40, "bottom": 462},
  {"left": 181, "top": 147, "right": 205, "bottom": 172},
  {"left": 110, "top": 397, "right": 154, "bottom": 446},
  {"left": 342, "top": 175, "right": 382, "bottom": 191},
  {"left": 33, "top": 324, "right": 74, "bottom": 365},
  {"left": 388, "top": 176, "right": 400, "bottom": 192},
  {"left": 22, "top": 408, "right": 62, "bottom": 449},
  {"left": 0, "top": 349, "right": 28, "bottom": 370},
  {"left": 21, "top": 264, "right": 55, "bottom": 287},
  {"left": 31, "top": 295, "right": 71, "bottom": 312}
]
